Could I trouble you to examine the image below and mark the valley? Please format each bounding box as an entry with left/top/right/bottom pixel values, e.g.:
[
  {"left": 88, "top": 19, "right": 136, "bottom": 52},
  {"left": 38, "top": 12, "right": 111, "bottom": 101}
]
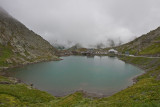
[{"left": 0, "top": 7, "right": 160, "bottom": 107}]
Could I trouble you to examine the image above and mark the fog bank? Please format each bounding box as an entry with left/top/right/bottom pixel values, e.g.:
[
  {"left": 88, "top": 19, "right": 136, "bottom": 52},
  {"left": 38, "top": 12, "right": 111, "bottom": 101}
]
[{"left": 1, "top": 0, "right": 160, "bottom": 48}]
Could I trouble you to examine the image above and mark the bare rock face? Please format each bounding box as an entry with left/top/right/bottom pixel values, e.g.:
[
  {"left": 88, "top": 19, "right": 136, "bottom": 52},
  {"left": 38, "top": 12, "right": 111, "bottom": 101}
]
[{"left": 0, "top": 7, "right": 59, "bottom": 68}]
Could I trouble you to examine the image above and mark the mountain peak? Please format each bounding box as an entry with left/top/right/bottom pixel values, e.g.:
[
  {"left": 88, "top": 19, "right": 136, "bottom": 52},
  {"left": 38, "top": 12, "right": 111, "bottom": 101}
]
[
  {"left": 0, "top": 7, "right": 11, "bottom": 18},
  {"left": 0, "top": 8, "right": 59, "bottom": 68}
]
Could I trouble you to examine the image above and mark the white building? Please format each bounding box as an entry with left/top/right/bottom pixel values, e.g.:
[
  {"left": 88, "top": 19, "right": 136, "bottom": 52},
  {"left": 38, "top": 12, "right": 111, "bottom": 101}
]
[{"left": 108, "top": 49, "right": 118, "bottom": 54}]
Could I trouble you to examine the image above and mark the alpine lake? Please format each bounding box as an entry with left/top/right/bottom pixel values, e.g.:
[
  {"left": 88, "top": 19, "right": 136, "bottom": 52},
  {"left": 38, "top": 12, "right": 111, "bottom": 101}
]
[{"left": 9, "top": 56, "right": 144, "bottom": 97}]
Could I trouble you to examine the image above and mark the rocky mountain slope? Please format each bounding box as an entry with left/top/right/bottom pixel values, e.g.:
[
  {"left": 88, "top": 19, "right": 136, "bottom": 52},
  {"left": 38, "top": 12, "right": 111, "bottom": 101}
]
[
  {"left": 0, "top": 7, "right": 59, "bottom": 70},
  {"left": 116, "top": 27, "right": 160, "bottom": 56}
]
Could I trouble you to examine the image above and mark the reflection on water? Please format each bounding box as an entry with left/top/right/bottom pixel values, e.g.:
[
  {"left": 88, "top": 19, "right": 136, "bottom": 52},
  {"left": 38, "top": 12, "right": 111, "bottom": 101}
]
[{"left": 10, "top": 56, "right": 144, "bottom": 97}]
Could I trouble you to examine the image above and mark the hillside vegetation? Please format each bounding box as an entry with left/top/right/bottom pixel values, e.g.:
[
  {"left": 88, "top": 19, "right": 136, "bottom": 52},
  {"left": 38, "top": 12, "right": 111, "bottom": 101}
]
[{"left": 116, "top": 27, "right": 160, "bottom": 56}]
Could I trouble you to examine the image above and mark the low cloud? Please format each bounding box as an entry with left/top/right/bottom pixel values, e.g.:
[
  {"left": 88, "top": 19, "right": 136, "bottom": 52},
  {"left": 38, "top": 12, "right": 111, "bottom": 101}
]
[{"left": 0, "top": 0, "right": 160, "bottom": 48}]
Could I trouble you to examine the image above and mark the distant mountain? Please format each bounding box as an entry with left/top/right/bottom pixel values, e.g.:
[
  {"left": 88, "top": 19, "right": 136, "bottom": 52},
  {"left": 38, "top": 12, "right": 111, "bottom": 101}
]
[
  {"left": 68, "top": 43, "right": 83, "bottom": 51},
  {"left": 0, "top": 7, "right": 59, "bottom": 69},
  {"left": 116, "top": 27, "right": 160, "bottom": 56},
  {"left": 51, "top": 43, "right": 66, "bottom": 50}
]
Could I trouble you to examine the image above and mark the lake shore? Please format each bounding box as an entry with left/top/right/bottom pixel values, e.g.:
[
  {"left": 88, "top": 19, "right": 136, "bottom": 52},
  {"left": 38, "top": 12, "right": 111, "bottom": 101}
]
[
  {"left": 0, "top": 56, "right": 160, "bottom": 106},
  {"left": 1, "top": 55, "right": 144, "bottom": 98},
  {"left": 0, "top": 56, "right": 62, "bottom": 76}
]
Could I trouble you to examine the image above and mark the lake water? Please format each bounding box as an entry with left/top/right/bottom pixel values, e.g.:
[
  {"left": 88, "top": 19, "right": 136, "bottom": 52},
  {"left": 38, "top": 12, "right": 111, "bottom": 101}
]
[{"left": 10, "top": 56, "right": 144, "bottom": 97}]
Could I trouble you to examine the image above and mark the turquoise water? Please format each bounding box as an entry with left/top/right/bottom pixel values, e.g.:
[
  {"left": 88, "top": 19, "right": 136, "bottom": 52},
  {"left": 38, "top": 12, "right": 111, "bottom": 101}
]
[{"left": 11, "top": 56, "right": 144, "bottom": 97}]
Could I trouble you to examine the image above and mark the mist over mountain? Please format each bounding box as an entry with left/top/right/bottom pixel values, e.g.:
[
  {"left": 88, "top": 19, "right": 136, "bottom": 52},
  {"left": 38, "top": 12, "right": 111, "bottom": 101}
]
[
  {"left": 0, "top": 7, "right": 59, "bottom": 68},
  {"left": 1, "top": 0, "right": 160, "bottom": 48}
]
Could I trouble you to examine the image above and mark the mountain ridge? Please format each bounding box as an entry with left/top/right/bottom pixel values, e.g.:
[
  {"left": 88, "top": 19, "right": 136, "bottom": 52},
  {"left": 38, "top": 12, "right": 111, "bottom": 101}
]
[
  {"left": 115, "top": 26, "right": 160, "bottom": 56},
  {"left": 0, "top": 7, "right": 59, "bottom": 70}
]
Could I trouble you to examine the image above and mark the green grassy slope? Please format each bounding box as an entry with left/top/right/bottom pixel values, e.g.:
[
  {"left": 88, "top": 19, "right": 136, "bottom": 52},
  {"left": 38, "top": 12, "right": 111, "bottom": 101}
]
[
  {"left": 116, "top": 27, "right": 160, "bottom": 56},
  {"left": 0, "top": 44, "right": 13, "bottom": 66},
  {"left": 0, "top": 56, "right": 160, "bottom": 106},
  {"left": 0, "top": 76, "right": 56, "bottom": 106}
]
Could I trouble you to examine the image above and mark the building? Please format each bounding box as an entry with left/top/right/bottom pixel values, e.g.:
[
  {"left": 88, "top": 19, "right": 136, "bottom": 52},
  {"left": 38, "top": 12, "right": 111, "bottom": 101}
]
[{"left": 108, "top": 49, "right": 118, "bottom": 54}]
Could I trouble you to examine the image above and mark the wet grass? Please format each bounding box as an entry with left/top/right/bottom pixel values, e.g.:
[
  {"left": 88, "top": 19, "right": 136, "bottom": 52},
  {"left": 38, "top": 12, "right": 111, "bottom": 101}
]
[
  {"left": 0, "top": 44, "right": 13, "bottom": 66},
  {"left": 0, "top": 82, "right": 56, "bottom": 106},
  {"left": 139, "top": 43, "right": 160, "bottom": 55}
]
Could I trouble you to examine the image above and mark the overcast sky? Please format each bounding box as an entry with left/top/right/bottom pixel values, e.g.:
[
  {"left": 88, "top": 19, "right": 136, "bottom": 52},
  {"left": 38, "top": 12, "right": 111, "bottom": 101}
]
[{"left": 0, "top": 0, "right": 160, "bottom": 48}]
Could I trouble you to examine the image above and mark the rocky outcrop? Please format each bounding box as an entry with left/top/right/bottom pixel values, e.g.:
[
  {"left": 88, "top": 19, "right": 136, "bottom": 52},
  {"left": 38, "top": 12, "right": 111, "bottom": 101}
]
[{"left": 0, "top": 7, "right": 59, "bottom": 68}]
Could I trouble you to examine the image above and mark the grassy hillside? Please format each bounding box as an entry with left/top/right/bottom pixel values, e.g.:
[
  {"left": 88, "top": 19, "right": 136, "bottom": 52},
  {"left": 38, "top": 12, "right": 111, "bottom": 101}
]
[
  {"left": 116, "top": 27, "right": 160, "bottom": 56},
  {"left": 0, "top": 56, "right": 160, "bottom": 106}
]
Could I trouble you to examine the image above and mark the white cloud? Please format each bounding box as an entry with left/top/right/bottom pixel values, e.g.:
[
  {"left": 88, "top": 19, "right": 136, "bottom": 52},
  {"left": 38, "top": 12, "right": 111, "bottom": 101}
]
[{"left": 0, "top": 0, "right": 160, "bottom": 47}]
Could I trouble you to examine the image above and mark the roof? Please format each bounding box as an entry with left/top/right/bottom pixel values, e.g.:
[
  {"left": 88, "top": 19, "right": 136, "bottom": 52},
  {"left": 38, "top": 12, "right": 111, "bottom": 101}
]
[{"left": 108, "top": 49, "right": 118, "bottom": 53}]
